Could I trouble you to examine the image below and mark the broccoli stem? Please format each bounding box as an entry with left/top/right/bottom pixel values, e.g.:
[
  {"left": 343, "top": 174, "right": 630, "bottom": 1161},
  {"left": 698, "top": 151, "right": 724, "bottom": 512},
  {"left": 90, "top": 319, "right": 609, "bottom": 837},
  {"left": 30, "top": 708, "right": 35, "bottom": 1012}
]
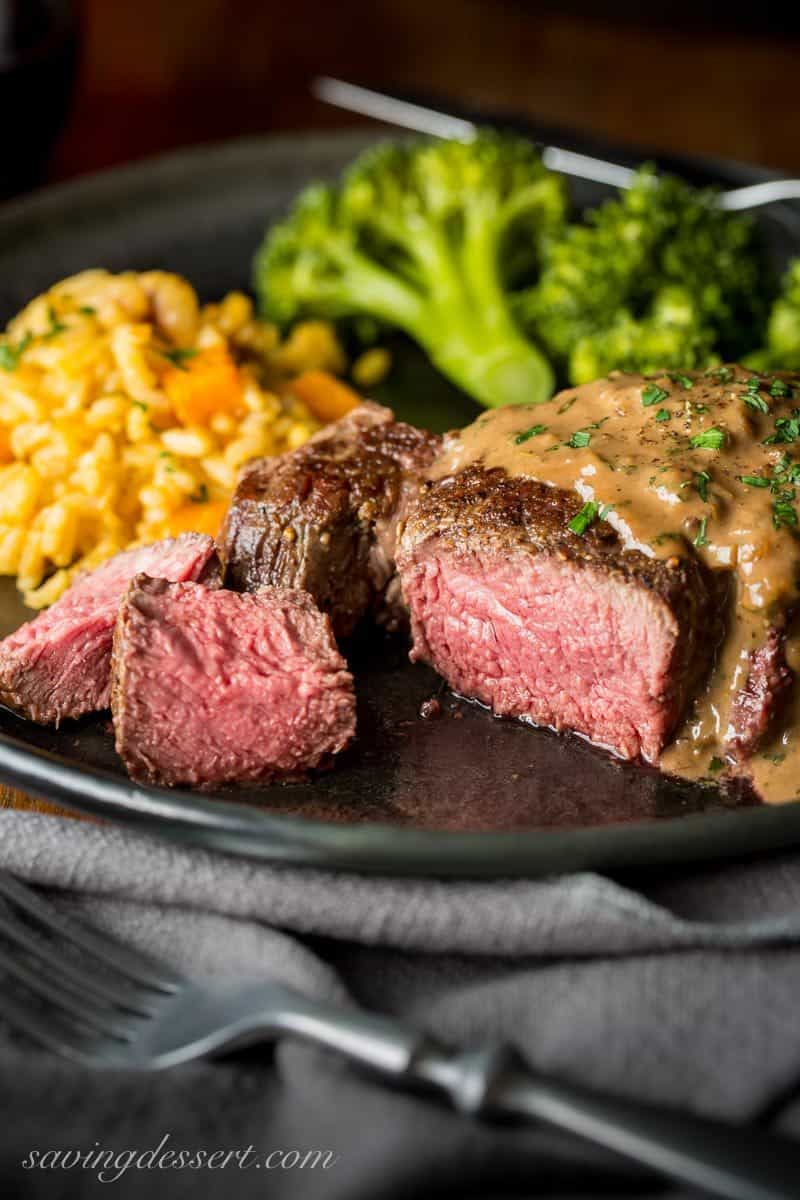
[
  {"left": 411, "top": 200, "right": 555, "bottom": 406},
  {"left": 419, "top": 312, "right": 555, "bottom": 408},
  {"left": 323, "top": 243, "right": 554, "bottom": 406}
]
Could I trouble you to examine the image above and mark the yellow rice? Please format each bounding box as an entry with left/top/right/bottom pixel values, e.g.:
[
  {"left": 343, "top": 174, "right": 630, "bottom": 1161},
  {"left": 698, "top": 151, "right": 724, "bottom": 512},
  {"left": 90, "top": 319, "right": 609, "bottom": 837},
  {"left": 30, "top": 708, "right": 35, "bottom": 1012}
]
[{"left": 0, "top": 270, "right": 347, "bottom": 608}]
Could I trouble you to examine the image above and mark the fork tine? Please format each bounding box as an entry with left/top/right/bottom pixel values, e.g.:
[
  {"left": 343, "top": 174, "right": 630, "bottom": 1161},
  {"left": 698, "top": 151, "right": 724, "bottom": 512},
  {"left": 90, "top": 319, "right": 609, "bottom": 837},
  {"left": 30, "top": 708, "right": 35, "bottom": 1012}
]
[
  {"left": 0, "top": 908, "right": 155, "bottom": 1016},
  {"left": 0, "top": 987, "right": 99, "bottom": 1065},
  {"left": 0, "top": 944, "right": 138, "bottom": 1041},
  {"left": 0, "top": 869, "right": 179, "bottom": 991}
]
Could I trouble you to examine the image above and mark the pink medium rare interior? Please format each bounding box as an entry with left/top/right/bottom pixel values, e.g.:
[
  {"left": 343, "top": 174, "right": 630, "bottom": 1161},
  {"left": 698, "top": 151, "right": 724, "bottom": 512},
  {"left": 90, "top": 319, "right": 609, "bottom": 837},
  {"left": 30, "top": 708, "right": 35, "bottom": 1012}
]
[
  {"left": 405, "top": 550, "right": 681, "bottom": 762},
  {"left": 117, "top": 585, "right": 355, "bottom": 785},
  {"left": 0, "top": 535, "right": 216, "bottom": 723}
]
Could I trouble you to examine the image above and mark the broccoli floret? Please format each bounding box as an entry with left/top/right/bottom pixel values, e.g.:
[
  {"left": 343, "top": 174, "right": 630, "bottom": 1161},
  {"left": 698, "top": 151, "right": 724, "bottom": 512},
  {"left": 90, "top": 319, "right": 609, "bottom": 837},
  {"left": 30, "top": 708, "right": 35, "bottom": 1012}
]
[
  {"left": 255, "top": 133, "right": 567, "bottom": 407},
  {"left": 569, "top": 286, "right": 717, "bottom": 383},
  {"left": 516, "top": 167, "right": 770, "bottom": 384},
  {"left": 745, "top": 259, "right": 800, "bottom": 370}
]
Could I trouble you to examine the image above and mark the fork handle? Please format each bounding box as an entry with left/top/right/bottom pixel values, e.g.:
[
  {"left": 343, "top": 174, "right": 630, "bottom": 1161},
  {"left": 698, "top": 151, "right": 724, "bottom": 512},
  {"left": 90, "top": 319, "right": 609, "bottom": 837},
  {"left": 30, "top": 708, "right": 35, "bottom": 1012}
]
[
  {"left": 270, "top": 992, "right": 799, "bottom": 1200},
  {"left": 409, "top": 1043, "right": 800, "bottom": 1200},
  {"left": 212, "top": 985, "right": 800, "bottom": 1198}
]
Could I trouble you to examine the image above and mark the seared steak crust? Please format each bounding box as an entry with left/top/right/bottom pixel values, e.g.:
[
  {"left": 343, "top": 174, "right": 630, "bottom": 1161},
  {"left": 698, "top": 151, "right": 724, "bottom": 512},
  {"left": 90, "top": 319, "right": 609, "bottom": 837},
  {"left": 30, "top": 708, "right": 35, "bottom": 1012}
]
[
  {"left": 397, "top": 465, "right": 722, "bottom": 762},
  {"left": 400, "top": 464, "right": 719, "bottom": 641},
  {"left": 221, "top": 403, "right": 441, "bottom": 639}
]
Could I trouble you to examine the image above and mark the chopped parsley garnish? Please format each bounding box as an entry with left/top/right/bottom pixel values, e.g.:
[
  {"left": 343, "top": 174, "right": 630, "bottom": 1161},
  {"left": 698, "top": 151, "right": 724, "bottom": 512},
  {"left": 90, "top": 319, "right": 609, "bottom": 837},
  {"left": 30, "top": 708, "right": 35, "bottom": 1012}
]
[
  {"left": 44, "top": 306, "right": 67, "bottom": 339},
  {"left": 79, "top": 305, "right": 97, "bottom": 316},
  {"left": 548, "top": 418, "right": 608, "bottom": 453},
  {"left": 0, "top": 332, "right": 32, "bottom": 372},
  {"left": 668, "top": 373, "right": 694, "bottom": 390},
  {"left": 763, "top": 410, "right": 800, "bottom": 445},
  {"left": 189, "top": 482, "right": 209, "bottom": 504},
  {"left": 563, "top": 417, "right": 608, "bottom": 449},
  {"left": 513, "top": 424, "right": 547, "bottom": 444},
  {"left": 708, "top": 757, "right": 725, "bottom": 774},
  {"left": 557, "top": 396, "right": 577, "bottom": 414},
  {"left": 777, "top": 455, "right": 800, "bottom": 485},
  {"left": 655, "top": 408, "right": 671, "bottom": 422},
  {"left": 706, "top": 366, "right": 734, "bottom": 384},
  {"left": 693, "top": 516, "right": 709, "bottom": 548},
  {"left": 568, "top": 429, "right": 591, "bottom": 449},
  {"left": 696, "top": 470, "right": 711, "bottom": 502},
  {"left": 773, "top": 497, "right": 798, "bottom": 529},
  {"left": 641, "top": 383, "right": 669, "bottom": 408},
  {"left": 567, "top": 500, "right": 600, "bottom": 536},
  {"left": 742, "top": 378, "right": 770, "bottom": 414},
  {"left": 163, "top": 347, "right": 199, "bottom": 370},
  {"left": 737, "top": 455, "right": 800, "bottom": 528},
  {"left": 735, "top": 454, "right": 799, "bottom": 527},
  {"left": 689, "top": 427, "right": 726, "bottom": 450},
  {"left": 131, "top": 400, "right": 148, "bottom": 411},
  {"left": 770, "top": 378, "right": 793, "bottom": 399}
]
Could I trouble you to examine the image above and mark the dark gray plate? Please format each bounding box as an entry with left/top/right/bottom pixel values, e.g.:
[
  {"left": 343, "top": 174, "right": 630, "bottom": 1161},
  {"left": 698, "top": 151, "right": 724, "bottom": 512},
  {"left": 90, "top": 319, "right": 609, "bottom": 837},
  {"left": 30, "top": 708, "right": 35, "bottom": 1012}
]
[{"left": 2, "top": 128, "right": 800, "bottom": 876}]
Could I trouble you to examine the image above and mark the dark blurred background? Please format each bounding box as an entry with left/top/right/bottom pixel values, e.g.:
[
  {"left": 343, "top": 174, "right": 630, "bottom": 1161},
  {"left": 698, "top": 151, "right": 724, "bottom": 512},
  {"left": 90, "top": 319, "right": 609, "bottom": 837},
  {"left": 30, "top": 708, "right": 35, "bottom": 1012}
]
[{"left": 2, "top": 0, "right": 800, "bottom": 197}]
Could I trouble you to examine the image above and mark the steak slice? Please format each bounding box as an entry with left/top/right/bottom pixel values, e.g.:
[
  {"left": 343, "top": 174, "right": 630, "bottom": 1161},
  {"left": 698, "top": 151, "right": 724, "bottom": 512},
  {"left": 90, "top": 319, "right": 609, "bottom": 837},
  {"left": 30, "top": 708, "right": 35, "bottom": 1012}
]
[
  {"left": 727, "top": 626, "right": 793, "bottom": 760},
  {"left": 111, "top": 577, "right": 356, "bottom": 788},
  {"left": 396, "top": 465, "right": 720, "bottom": 763},
  {"left": 220, "top": 402, "right": 441, "bottom": 639},
  {"left": 0, "top": 534, "right": 219, "bottom": 725}
]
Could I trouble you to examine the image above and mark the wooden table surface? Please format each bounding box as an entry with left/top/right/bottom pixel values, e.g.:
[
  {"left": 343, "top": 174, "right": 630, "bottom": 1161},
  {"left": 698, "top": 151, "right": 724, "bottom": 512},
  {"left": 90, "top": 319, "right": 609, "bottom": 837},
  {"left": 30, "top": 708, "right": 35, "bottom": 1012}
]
[
  {"left": 0, "top": 788, "right": 62, "bottom": 814},
  {"left": 46, "top": 1, "right": 800, "bottom": 183},
  {"left": 5, "top": 1, "right": 800, "bottom": 813}
]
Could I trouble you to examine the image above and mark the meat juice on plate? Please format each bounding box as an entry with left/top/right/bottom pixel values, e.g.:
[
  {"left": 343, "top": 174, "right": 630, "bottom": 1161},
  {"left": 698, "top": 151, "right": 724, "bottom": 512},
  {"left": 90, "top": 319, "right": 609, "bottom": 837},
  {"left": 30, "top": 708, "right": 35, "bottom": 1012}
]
[{"left": 431, "top": 365, "right": 800, "bottom": 803}]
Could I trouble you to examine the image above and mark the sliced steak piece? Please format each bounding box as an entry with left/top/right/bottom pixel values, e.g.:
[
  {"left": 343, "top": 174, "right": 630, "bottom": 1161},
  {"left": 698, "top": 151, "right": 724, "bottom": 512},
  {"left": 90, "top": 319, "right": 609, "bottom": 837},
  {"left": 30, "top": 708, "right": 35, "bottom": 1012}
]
[
  {"left": 727, "top": 626, "right": 793, "bottom": 760},
  {"left": 220, "top": 402, "right": 441, "bottom": 639},
  {"left": 0, "top": 535, "right": 219, "bottom": 725},
  {"left": 111, "top": 577, "right": 355, "bottom": 788},
  {"left": 396, "top": 465, "right": 719, "bottom": 763}
]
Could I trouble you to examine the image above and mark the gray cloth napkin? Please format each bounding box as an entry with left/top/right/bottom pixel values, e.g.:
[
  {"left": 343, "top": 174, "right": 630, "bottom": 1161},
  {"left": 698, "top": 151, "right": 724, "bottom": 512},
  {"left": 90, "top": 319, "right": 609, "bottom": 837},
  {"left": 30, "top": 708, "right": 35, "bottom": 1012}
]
[{"left": 2, "top": 809, "right": 800, "bottom": 1199}]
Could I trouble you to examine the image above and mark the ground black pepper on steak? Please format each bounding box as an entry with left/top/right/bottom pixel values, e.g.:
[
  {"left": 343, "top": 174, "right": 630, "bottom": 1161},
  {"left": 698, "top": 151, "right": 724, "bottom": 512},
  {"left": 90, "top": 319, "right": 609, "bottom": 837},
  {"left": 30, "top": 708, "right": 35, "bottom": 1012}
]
[
  {"left": 111, "top": 576, "right": 356, "bottom": 788},
  {"left": 220, "top": 403, "right": 441, "bottom": 639},
  {"left": 0, "top": 534, "right": 219, "bottom": 726},
  {"left": 396, "top": 464, "right": 725, "bottom": 763}
]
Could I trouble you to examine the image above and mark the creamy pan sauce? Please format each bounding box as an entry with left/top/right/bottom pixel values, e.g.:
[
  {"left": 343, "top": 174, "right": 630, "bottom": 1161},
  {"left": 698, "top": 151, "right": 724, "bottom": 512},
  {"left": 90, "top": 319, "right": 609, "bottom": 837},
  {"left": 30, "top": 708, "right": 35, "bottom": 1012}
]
[{"left": 432, "top": 366, "right": 800, "bottom": 803}]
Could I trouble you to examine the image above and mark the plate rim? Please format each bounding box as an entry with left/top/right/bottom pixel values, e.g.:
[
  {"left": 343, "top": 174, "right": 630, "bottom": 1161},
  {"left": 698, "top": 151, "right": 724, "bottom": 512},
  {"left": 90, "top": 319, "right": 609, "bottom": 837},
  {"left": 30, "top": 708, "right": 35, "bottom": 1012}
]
[
  {"left": 3, "top": 720, "right": 800, "bottom": 876},
  {"left": 2, "top": 128, "right": 800, "bottom": 877}
]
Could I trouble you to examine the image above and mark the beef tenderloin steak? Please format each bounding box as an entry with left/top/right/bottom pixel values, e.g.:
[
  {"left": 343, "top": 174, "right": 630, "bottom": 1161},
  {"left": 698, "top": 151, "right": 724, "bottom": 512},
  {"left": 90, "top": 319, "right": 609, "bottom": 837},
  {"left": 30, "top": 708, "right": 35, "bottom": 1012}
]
[
  {"left": 111, "top": 577, "right": 356, "bottom": 787},
  {"left": 220, "top": 403, "right": 440, "bottom": 639},
  {"left": 396, "top": 465, "right": 720, "bottom": 763},
  {"left": 0, "top": 534, "right": 219, "bottom": 725}
]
